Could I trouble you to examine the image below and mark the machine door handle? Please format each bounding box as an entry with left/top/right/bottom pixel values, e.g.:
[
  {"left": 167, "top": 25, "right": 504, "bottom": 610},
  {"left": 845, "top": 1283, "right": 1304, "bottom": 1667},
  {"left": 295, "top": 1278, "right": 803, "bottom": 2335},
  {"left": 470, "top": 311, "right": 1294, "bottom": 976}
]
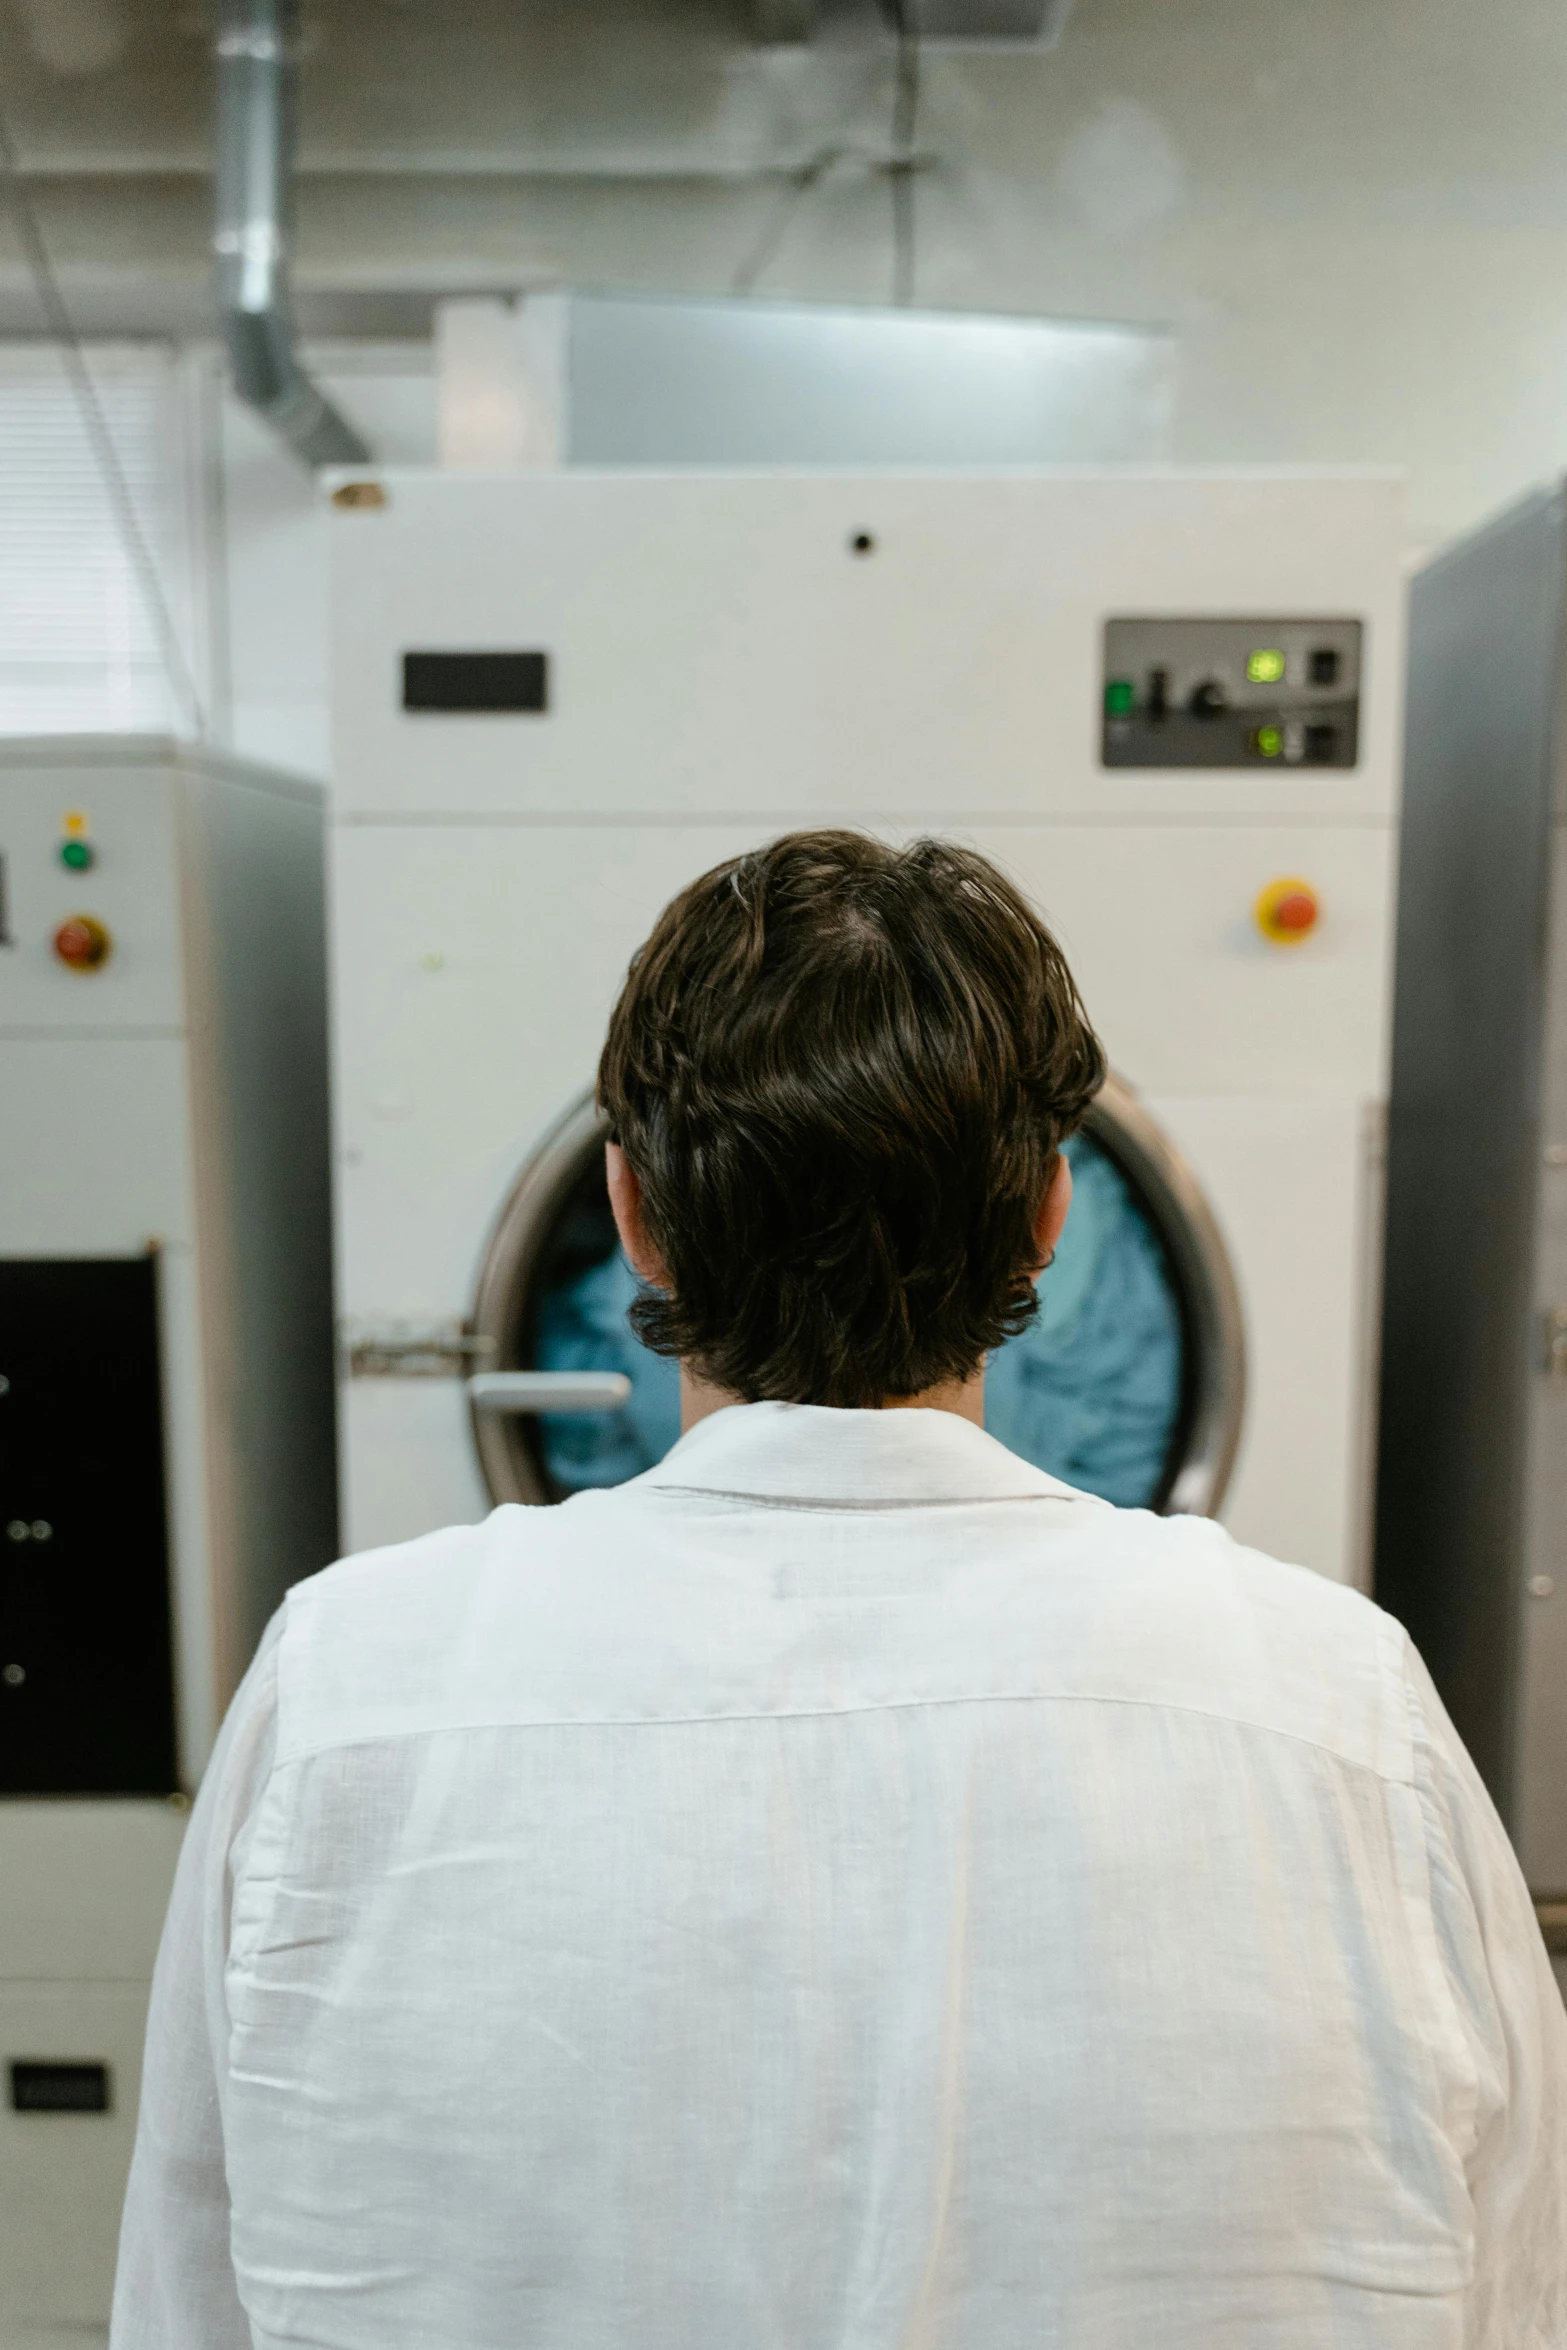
[{"left": 467, "top": 1371, "right": 631, "bottom": 1414}]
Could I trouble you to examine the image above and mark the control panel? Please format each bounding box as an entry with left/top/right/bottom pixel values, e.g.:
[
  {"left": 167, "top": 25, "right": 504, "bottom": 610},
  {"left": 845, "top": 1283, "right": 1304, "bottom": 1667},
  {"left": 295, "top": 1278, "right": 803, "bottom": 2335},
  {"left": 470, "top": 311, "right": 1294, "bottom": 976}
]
[
  {"left": 0, "top": 768, "right": 182, "bottom": 1031},
  {"left": 1102, "top": 618, "right": 1363, "bottom": 769}
]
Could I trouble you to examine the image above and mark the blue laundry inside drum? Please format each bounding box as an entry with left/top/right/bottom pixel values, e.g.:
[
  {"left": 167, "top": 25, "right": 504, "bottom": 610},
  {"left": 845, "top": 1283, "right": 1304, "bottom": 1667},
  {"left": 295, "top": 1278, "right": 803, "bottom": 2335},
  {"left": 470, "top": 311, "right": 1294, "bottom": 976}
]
[
  {"left": 533, "top": 1132, "right": 1185, "bottom": 1507},
  {"left": 534, "top": 1248, "right": 682, "bottom": 1492},
  {"left": 983, "top": 1133, "right": 1185, "bottom": 1506}
]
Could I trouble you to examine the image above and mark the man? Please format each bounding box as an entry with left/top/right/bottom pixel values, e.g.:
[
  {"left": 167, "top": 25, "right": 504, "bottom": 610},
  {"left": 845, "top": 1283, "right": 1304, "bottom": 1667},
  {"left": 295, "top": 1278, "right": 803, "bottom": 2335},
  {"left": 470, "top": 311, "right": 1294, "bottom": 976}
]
[{"left": 115, "top": 831, "right": 1566, "bottom": 2349}]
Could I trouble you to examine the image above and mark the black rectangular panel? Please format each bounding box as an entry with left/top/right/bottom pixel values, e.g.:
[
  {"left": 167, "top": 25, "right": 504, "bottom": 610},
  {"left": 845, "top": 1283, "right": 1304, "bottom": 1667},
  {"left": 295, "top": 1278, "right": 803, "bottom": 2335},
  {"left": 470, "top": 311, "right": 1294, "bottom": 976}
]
[
  {"left": 0, "top": 1257, "right": 177, "bottom": 1794},
  {"left": 1102, "top": 617, "right": 1362, "bottom": 769},
  {"left": 402, "top": 651, "right": 548, "bottom": 713},
  {"left": 9, "top": 2061, "right": 111, "bottom": 2113}
]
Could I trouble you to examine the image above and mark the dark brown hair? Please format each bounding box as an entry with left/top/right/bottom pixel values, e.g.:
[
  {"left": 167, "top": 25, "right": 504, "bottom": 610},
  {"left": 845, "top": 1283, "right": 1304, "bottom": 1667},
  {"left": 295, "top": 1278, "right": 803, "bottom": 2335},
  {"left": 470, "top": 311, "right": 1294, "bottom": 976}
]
[{"left": 597, "top": 830, "right": 1105, "bottom": 1407}]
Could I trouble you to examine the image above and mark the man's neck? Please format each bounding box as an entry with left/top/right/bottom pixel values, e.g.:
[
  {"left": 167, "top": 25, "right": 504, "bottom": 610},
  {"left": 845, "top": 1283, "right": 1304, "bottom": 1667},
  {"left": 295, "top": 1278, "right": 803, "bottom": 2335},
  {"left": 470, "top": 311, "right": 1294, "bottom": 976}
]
[{"left": 679, "top": 1366, "right": 985, "bottom": 1434}]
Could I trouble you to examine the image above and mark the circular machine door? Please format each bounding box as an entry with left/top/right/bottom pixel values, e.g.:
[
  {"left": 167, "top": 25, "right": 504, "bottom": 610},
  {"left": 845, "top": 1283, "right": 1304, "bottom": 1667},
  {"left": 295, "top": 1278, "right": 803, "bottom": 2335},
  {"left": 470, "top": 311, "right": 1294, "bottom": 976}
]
[{"left": 469, "top": 1075, "right": 1245, "bottom": 1517}]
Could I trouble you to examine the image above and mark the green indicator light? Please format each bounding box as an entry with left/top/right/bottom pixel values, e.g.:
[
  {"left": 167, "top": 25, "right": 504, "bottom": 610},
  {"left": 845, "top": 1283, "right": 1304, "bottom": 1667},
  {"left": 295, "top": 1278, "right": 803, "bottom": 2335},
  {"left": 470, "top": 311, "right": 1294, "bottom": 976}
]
[
  {"left": 1251, "top": 725, "right": 1284, "bottom": 760},
  {"left": 1104, "top": 677, "right": 1136, "bottom": 718},
  {"left": 58, "top": 837, "right": 93, "bottom": 872},
  {"left": 1246, "top": 648, "right": 1286, "bottom": 685}
]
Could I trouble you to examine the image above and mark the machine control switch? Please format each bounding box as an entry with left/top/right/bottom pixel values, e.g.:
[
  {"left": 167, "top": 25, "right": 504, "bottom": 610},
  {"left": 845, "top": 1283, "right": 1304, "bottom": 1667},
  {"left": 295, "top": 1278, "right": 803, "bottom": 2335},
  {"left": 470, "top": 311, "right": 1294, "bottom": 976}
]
[
  {"left": 53, "top": 915, "right": 111, "bottom": 971},
  {"left": 1102, "top": 617, "right": 1361, "bottom": 769},
  {"left": 1254, "top": 878, "right": 1320, "bottom": 946}
]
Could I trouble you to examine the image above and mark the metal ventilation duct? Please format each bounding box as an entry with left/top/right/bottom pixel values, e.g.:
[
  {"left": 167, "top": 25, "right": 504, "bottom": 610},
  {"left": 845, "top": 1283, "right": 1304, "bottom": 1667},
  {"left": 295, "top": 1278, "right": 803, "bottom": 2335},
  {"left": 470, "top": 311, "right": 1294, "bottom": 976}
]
[
  {"left": 753, "top": 0, "right": 1074, "bottom": 39},
  {"left": 903, "top": 0, "right": 1072, "bottom": 30},
  {"left": 213, "top": 0, "right": 369, "bottom": 469}
]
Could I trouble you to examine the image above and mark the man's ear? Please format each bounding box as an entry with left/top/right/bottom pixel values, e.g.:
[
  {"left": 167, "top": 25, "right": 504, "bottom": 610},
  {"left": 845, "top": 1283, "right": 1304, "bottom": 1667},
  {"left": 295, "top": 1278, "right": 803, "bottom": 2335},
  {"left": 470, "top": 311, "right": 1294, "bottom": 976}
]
[
  {"left": 1033, "top": 1151, "right": 1073, "bottom": 1272},
  {"left": 606, "top": 1141, "right": 668, "bottom": 1288}
]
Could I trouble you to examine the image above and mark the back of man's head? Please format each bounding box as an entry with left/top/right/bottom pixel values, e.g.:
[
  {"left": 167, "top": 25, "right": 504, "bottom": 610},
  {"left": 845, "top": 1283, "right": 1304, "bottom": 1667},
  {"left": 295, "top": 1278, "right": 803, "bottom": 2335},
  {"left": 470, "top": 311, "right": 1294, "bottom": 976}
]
[{"left": 598, "top": 830, "right": 1105, "bottom": 1408}]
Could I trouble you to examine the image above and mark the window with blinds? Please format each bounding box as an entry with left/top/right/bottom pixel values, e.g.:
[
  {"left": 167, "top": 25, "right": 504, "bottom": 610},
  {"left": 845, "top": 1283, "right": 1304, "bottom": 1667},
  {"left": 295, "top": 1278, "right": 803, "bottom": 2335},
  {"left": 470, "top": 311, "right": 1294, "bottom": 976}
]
[{"left": 0, "top": 347, "right": 187, "bottom": 736}]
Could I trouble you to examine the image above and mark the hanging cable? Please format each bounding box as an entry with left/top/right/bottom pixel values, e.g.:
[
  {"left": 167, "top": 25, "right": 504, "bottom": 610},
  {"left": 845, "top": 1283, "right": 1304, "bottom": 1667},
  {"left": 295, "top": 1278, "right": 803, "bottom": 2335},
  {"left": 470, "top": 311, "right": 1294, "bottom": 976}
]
[
  {"left": 734, "top": 9, "right": 925, "bottom": 307},
  {"left": 880, "top": 0, "right": 921, "bottom": 307},
  {"left": 732, "top": 144, "right": 848, "bottom": 297},
  {"left": 0, "top": 98, "right": 207, "bottom": 739}
]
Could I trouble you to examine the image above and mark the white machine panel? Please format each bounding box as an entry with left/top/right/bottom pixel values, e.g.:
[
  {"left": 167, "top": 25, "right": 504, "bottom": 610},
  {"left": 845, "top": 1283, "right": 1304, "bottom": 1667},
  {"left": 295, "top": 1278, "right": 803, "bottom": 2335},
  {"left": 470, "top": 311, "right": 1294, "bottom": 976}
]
[
  {"left": 0, "top": 1984, "right": 153, "bottom": 2338},
  {"left": 335, "top": 820, "right": 1394, "bottom": 1317},
  {"left": 330, "top": 469, "right": 1404, "bottom": 1591},
  {"left": 0, "top": 1039, "right": 194, "bottom": 1251},
  {"left": 331, "top": 471, "right": 1403, "bottom": 826},
  {"left": 0, "top": 738, "right": 337, "bottom": 2348},
  {"left": 0, "top": 762, "right": 184, "bottom": 1031}
]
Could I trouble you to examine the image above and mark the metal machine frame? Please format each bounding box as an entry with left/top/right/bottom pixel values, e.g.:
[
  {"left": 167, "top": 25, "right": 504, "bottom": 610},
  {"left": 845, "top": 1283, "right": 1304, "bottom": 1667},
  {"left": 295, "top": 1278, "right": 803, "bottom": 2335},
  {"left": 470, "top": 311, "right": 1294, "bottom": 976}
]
[{"left": 1376, "top": 487, "right": 1567, "bottom": 1913}]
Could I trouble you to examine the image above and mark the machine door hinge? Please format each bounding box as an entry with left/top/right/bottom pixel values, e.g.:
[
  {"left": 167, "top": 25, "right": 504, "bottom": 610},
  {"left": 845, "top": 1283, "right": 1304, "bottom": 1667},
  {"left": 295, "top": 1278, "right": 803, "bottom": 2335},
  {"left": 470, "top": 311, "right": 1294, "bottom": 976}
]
[
  {"left": 340, "top": 1324, "right": 631, "bottom": 1416},
  {"left": 342, "top": 1320, "right": 495, "bottom": 1379}
]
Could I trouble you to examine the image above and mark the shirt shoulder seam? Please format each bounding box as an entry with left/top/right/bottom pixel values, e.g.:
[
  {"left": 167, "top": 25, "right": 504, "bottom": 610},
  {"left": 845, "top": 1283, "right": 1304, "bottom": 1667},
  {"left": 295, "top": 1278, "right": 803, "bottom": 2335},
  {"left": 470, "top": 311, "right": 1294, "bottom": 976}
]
[
  {"left": 270, "top": 1680, "right": 1413, "bottom": 1785},
  {"left": 636, "top": 1484, "right": 1105, "bottom": 1513}
]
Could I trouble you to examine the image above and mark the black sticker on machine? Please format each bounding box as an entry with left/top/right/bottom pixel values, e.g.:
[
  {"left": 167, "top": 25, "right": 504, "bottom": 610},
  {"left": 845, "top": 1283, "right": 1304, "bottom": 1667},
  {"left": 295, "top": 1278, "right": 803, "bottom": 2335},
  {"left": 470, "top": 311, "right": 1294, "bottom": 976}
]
[
  {"left": 402, "top": 651, "right": 549, "bottom": 713},
  {"left": 10, "top": 2061, "right": 111, "bottom": 2113}
]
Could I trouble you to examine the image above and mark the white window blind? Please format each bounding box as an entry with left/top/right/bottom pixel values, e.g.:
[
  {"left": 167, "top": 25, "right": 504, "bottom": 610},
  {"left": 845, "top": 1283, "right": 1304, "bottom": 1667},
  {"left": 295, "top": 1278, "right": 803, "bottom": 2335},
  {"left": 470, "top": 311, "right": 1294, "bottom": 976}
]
[{"left": 0, "top": 346, "right": 186, "bottom": 735}]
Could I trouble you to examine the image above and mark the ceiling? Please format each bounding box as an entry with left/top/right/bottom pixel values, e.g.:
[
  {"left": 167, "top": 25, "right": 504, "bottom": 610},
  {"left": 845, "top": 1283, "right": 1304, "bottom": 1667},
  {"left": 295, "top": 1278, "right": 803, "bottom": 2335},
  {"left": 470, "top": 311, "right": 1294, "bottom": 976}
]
[{"left": 5, "top": 0, "right": 1567, "bottom": 542}]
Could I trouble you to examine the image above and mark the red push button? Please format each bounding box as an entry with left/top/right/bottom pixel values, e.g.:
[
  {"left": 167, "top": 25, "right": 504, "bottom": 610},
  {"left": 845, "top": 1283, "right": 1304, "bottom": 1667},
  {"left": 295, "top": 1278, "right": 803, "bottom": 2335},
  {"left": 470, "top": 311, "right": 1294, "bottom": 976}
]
[
  {"left": 53, "top": 915, "right": 111, "bottom": 971},
  {"left": 1254, "top": 878, "right": 1319, "bottom": 947}
]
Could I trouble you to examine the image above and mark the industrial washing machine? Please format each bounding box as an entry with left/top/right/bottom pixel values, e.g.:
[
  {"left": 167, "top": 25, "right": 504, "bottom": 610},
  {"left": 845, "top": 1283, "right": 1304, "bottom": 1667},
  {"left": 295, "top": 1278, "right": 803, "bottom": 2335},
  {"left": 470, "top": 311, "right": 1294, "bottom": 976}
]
[
  {"left": 330, "top": 469, "right": 1404, "bottom": 1586},
  {"left": 0, "top": 736, "right": 337, "bottom": 2346}
]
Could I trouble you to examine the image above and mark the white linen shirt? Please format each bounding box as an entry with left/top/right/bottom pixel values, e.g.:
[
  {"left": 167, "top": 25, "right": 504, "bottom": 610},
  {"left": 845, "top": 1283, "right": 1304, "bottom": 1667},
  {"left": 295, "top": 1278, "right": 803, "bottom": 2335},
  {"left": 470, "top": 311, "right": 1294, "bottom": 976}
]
[{"left": 113, "top": 1403, "right": 1567, "bottom": 2350}]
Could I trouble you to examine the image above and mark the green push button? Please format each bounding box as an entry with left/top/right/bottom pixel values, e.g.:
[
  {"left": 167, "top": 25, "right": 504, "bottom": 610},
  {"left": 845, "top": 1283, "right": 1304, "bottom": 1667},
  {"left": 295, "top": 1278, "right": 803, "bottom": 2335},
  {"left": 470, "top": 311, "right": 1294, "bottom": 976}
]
[
  {"left": 58, "top": 838, "right": 94, "bottom": 872},
  {"left": 1104, "top": 678, "right": 1136, "bottom": 718}
]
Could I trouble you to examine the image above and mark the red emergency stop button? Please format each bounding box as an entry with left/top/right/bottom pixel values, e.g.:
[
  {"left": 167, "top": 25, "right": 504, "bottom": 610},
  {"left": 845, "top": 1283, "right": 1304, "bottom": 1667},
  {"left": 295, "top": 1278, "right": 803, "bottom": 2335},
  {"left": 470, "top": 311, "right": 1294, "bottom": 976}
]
[
  {"left": 53, "top": 914, "right": 112, "bottom": 971},
  {"left": 1254, "top": 878, "right": 1319, "bottom": 947}
]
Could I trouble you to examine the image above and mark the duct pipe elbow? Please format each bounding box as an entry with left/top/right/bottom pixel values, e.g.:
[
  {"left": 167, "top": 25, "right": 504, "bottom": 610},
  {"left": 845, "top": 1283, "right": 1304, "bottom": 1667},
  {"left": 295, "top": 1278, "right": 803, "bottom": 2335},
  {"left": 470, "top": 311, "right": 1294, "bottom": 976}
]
[{"left": 214, "top": 0, "right": 370, "bottom": 469}]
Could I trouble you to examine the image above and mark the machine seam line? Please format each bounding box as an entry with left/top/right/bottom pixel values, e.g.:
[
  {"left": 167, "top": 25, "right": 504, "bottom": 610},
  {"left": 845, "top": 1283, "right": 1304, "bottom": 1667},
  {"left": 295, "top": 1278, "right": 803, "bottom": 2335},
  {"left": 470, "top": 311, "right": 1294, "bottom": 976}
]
[
  {"left": 334, "top": 808, "right": 1395, "bottom": 831},
  {"left": 0, "top": 1024, "right": 186, "bottom": 1040}
]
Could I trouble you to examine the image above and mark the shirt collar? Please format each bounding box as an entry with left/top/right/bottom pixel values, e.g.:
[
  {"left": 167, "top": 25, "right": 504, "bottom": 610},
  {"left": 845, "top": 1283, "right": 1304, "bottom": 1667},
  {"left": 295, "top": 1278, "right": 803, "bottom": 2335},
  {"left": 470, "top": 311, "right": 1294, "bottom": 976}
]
[{"left": 638, "top": 1399, "right": 1105, "bottom": 1509}]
